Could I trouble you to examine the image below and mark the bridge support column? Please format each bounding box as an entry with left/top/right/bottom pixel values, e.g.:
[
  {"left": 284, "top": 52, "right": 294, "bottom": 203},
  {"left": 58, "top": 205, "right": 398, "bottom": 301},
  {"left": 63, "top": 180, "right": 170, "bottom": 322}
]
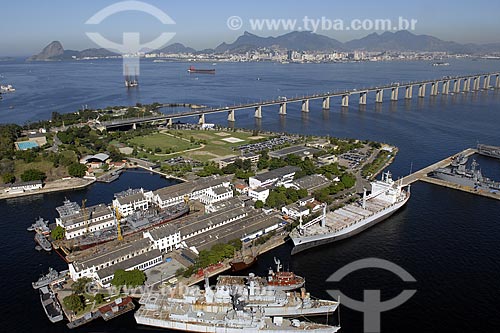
[
  {"left": 418, "top": 84, "right": 426, "bottom": 98},
  {"left": 376, "top": 89, "right": 384, "bottom": 103},
  {"left": 227, "top": 110, "right": 235, "bottom": 122},
  {"left": 359, "top": 92, "right": 367, "bottom": 105},
  {"left": 484, "top": 75, "right": 491, "bottom": 89},
  {"left": 279, "top": 102, "right": 287, "bottom": 115},
  {"left": 464, "top": 78, "right": 471, "bottom": 92},
  {"left": 442, "top": 81, "right": 450, "bottom": 95},
  {"left": 473, "top": 77, "right": 480, "bottom": 91},
  {"left": 453, "top": 79, "right": 460, "bottom": 93},
  {"left": 132, "top": 123, "right": 136, "bottom": 130},
  {"left": 254, "top": 106, "right": 262, "bottom": 119},
  {"left": 301, "top": 99, "right": 309, "bottom": 112},
  {"left": 322, "top": 97, "right": 330, "bottom": 110},
  {"left": 198, "top": 114, "right": 205, "bottom": 125},
  {"left": 391, "top": 87, "right": 399, "bottom": 101},
  {"left": 405, "top": 86, "right": 413, "bottom": 99},
  {"left": 341, "top": 94, "right": 349, "bottom": 107},
  {"left": 496, "top": 75, "right": 500, "bottom": 89},
  {"left": 430, "top": 82, "right": 438, "bottom": 96}
]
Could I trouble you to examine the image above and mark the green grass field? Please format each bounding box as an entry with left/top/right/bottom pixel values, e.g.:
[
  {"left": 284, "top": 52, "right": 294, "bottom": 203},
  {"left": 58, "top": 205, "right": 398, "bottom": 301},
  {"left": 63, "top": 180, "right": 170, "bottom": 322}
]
[{"left": 127, "top": 130, "right": 268, "bottom": 163}]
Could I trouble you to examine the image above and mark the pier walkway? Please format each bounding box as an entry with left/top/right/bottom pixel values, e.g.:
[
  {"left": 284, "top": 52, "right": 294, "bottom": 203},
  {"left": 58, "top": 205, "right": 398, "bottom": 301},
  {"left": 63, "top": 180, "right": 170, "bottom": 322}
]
[{"left": 401, "top": 148, "right": 500, "bottom": 201}]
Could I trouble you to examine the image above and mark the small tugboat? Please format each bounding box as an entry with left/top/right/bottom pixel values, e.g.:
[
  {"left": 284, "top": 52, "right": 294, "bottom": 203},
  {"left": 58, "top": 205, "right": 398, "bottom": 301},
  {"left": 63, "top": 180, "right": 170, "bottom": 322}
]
[
  {"left": 267, "top": 257, "right": 305, "bottom": 291},
  {"left": 32, "top": 267, "right": 68, "bottom": 289}
]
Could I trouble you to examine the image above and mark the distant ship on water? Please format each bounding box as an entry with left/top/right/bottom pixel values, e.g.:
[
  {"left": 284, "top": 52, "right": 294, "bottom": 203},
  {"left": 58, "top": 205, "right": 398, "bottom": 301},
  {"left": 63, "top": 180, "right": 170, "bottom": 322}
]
[{"left": 188, "top": 65, "right": 216, "bottom": 74}]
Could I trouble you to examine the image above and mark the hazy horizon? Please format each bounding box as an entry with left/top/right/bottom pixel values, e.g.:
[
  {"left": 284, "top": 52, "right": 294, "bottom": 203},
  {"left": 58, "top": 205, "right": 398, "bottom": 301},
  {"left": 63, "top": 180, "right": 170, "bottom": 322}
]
[{"left": 1, "top": 0, "right": 500, "bottom": 56}]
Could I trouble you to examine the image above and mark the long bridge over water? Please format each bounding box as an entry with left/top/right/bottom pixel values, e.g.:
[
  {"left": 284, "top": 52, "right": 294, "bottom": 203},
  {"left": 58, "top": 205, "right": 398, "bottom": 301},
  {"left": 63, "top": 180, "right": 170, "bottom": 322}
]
[{"left": 102, "top": 72, "right": 500, "bottom": 130}]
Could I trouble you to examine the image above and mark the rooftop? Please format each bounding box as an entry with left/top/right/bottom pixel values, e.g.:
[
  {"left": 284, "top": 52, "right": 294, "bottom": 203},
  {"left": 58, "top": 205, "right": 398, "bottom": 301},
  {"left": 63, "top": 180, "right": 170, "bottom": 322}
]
[
  {"left": 268, "top": 145, "right": 321, "bottom": 159},
  {"left": 154, "top": 175, "right": 232, "bottom": 200},
  {"left": 252, "top": 166, "right": 301, "bottom": 182},
  {"left": 73, "top": 238, "right": 152, "bottom": 272},
  {"left": 59, "top": 204, "right": 112, "bottom": 227},
  {"left": 293, "top": 174, "right": 331, "bottom": 191},
  {"left": 96, "top": 249, "right": 161, "bottom": 280}
]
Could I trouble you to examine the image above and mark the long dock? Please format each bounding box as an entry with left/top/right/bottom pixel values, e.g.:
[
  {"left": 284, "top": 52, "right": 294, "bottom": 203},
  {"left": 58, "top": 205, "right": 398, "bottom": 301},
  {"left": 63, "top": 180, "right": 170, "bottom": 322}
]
[{"left": 402, "top": 148, "right": 500, "bottom": 201}]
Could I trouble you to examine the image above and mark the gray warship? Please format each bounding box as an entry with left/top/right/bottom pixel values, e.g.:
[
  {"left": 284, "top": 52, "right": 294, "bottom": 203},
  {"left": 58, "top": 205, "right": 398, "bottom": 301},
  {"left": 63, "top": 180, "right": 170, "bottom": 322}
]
[{"left": 431, "top": 154, "right": 500, "bottom": 191}]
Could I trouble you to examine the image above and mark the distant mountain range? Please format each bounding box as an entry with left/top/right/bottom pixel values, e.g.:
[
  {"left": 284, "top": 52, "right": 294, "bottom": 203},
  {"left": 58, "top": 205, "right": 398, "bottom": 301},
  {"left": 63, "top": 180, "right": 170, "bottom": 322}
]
[
  {"left": 27, "top": 41, "right": 118, "bottom": 61},
  {"left": 28, "top": 31, "right": 500, "bottom": 61}
]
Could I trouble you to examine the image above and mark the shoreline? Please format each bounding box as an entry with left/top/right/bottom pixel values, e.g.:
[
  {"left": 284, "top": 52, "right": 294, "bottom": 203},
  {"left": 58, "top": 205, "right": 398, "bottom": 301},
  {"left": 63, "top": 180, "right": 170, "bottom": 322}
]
[{"left": 0, "top": 178, "right": 95, "bottom": 201}]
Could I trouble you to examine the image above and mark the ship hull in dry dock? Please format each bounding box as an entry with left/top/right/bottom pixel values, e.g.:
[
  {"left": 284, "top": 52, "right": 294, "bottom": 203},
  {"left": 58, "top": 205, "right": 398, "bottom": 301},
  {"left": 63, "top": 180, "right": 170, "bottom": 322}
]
[
  {"left": 291, "top": 195, "right": 409, "bottom": 255},
  {"left": 135, "top": 315, "right": 338, "bottom": 333}
]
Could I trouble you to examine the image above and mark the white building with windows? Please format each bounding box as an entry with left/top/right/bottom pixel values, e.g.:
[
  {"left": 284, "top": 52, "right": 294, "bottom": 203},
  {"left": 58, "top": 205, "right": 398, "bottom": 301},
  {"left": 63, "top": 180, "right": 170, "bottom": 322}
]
[
  {"left": 248, "top": 187, "right": 270, "bottom": 202},
  {"left": 112, "top": 188, "right": 151, "bottom": 217},
  {"left": 153, "top": 175, "right": 232, "bottom": 209},
  {"left": 143, "top": 224, "right": 181, "bottom": 252},
  {"left": 199, "top": 186, "right": 233, "bottom": 205},
  {"left": 55, "top": 203, "right": 115, "bottom": 240},
  {"left": 248, "top": 166, "right": 300, "bottom": 189},
  {"left": 68, "top": 238, "right": 158, "bottom": 286}
]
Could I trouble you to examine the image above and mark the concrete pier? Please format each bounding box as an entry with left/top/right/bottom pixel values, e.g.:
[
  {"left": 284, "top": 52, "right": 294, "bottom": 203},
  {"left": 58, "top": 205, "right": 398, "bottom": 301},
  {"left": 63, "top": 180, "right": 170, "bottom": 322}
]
[
  {"left": 418, "top": 84, "right": 426, "bottom": 98},
  {"left": 430, "top": 82, "right": 439, "bottom": 96},
  {"left": 279, "top": 102, "right": 287, "bottom": 115},
  {"left": 473, "top": 77, "right": 480, "bottom": 91},
  {"left": 341, "top": 94, "right": 349, "bottom": 107},
  {"left": 301, "top": 99, "right": 309, "bottom": 112},
  {"left": 359, "top": 92, "right": 367, "bottom": 105},
  {"left": 376, "top": 89, "right": 384, "bottom": 103},
  {"left": 391, "top": 87, "right": 399, "bottom": 101},
  {"left": 464, "top": 78, "right": 472, "bottom": 92},
  {"left": 227, "top": 109, "right": 235, "bottom": 122},
  {"left": 322, "top": 96, "right": 330, "bottom": 110},
  {"left": 483, "top": 75, "right": 490, "bottom": 90},
  {"left": 453, "top": 79, "right": 461, "bottom": 93},
  {"left": 405, "top": 86, "right": 413, "bottom": 99},
  {"left": 198, "top": 114, "right": 205, "bottom": 125},
  {"left": 442, "top": 81, "right": 450, "bottom": 95},
  {"left": 254, "top": 106, "right": 262, "bottom": 119}
]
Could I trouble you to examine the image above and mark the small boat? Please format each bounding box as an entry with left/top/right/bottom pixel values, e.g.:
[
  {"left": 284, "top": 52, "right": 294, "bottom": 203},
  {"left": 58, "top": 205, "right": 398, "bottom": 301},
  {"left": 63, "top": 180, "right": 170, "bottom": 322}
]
[
  {"left": 27, "top": 216, "right": 49, "bottom": 232},
  {"left": 267, "top": 257, "right": 305, "bottom": 291},
  {"left": 32, "top": 267, "right": 68, "bottom": 289},
  {"left": 35, "top": 233, "right": 52, "bottom": 252},
  {"left": 39, "top": 286, "right": 64, "bottom": 323},
  {"left": 230, "top": 245, "right": 257, "bottom": 272},
  {"left": 187, "top": 66, "right": 215, "bottom": 74}
]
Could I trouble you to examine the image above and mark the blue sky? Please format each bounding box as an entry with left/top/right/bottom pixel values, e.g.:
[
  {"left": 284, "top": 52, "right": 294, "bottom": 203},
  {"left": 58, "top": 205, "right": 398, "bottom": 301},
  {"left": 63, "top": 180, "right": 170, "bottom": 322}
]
[{"left": 1, "top": 0, "right": 499, "bottom": 56}]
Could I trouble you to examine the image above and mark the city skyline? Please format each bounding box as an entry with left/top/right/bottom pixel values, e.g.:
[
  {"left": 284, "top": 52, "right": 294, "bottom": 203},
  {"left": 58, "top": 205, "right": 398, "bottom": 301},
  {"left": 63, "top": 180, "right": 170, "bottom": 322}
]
[{"left": 1, "top": 0, "right": 500, "bottom": 56}]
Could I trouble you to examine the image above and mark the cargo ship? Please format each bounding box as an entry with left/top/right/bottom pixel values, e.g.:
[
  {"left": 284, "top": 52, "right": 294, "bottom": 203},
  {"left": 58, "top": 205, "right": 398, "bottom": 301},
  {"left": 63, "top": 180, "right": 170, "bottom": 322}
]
[
  {"left": 187, "top": 65, "right": 215, "bottom": 74},
  {"left": 290, "top": 171, "right": 410, "bottom": 255}
]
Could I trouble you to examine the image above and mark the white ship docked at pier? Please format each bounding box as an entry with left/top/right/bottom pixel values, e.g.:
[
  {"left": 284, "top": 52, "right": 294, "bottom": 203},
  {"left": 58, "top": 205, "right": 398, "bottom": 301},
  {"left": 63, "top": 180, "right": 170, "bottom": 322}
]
[
  {"left": 290, "top": 171, "right": 410, "bottom": 255},
  {"left": 134, "top": 274, "right": 340, "bottom": 332}
]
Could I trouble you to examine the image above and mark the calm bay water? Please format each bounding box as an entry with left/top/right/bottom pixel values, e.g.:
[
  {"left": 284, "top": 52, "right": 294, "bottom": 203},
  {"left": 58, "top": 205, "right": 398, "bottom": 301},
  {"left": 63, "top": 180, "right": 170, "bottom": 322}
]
[{"left": 1, "top": 59, "right": 500, "bottom": 332}]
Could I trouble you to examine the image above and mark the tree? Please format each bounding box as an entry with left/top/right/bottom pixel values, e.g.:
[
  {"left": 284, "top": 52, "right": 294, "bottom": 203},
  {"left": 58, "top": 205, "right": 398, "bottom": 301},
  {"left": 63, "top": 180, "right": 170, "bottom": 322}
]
[
  {"left": 94, "top": 293, "right": 105, "bottom": 304},
  {"left": 63, "top": 294, "right": 85, "bottom": 313},
  {"left": 2, "top": 173, "right": 15, "bottom": 184},
  {"left": 111, "top": 269, "right": 146, "bottom": 288},
  {"left": 175, "top": 268, "right": 186, "bottom": 277},
  {"left": 51, "top": 226, "right": 65, "bottom": 240},
  {"left": 72, "top": 277, "right": 92, "bottom": 294},
  {"left": 254, "top": 200, "right": 264, "bottom": 209},
  {"left": 68, "top": 163, "right": 88, "bottom": 178},
  {"left": 20, "top": 169, "right": 46, "bottom": 182}
]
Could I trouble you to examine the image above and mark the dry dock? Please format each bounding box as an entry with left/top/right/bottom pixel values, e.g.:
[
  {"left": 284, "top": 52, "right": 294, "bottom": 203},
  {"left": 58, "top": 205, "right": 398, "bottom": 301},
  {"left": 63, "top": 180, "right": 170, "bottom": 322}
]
[{"left": 402, "top": 148, "right": 500, "bottom": 201}]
